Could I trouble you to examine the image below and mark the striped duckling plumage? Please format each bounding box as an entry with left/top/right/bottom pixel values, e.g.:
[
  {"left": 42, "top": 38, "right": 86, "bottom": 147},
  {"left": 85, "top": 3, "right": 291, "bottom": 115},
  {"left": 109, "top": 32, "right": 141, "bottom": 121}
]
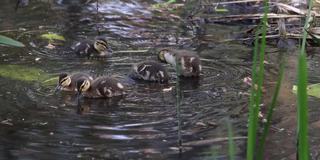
[
  {"left": 55, "top": 73, "right": 93, "bottom": 92},
  {"left": 76, "top": 76, "right": 125, "bottom": 98},
  {"left": 158, "top": 48, "right": 201, "bottom": 77},
  {"left": 130, "top": 61, "right": 169, "bottom": 83},
  {"left": 73, "top": 36, "right": 113, "bottom": 58}
]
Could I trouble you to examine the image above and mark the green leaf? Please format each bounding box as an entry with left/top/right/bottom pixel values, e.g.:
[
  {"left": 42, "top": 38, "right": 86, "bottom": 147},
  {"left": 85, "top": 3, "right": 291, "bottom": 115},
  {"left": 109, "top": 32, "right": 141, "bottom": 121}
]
[
  {"left": 41, "top": 33, "right": 65, "bottom": 42},
  {"left": 292, "top": 83, "right": 320, "bottom": 98},
  {"left": 0, "top": 35, "right": 25, "bottom": 47}
]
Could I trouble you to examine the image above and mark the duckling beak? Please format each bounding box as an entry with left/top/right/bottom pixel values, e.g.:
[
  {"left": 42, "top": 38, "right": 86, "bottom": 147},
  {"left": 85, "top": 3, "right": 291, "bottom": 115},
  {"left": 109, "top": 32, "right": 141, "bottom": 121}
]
[
  {"left": 76, "top": 92, "right": 82, "bottom": 115},
  {"left": 99, "top": 49, "right": 113, "bottom": 57},
  {"left": 76, "top": 90, "right": 82, "bottom": 98},
  {"left": 108, "top": 47, "right": 113, "bottom": 53},
  {"left": 54, "top": 85, "right": 61, "bottom": 94}
]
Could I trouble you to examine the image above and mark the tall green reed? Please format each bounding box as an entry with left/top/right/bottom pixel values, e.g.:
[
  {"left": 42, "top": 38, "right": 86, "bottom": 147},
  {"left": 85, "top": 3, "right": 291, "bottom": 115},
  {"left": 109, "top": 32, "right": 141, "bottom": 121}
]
[
  {"left": 228, "top": 121, "right": 235, "bottom": 160},
  {"left": 175, "top": 53, "right": 182, "bottom": 153},
  {"left": 296, "top": 0, "right": 312, "bottom": 159},
  {"left": 247, "top": 0, "right": 312, "bottom": 159},
  {"left": 256, "top": 57, "right": 285, "bottom": 159},
  {"left": 246, "top": 0, "right": 269, "bottom": 159}
]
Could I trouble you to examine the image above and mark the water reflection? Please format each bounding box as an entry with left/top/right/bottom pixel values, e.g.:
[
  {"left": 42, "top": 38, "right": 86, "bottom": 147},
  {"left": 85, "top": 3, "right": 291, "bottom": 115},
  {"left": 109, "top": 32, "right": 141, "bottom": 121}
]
[{"left": 76, "top": 96, "right": 124, "bottom": 114}]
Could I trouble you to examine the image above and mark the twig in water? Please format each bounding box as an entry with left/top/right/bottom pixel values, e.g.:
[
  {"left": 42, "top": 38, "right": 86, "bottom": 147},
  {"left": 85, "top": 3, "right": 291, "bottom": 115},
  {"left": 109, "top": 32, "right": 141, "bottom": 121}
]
[
  {"left": 112, "top": 50, "right": 149, "bottom": 54},
  {"left": 183, "top": 137, "right": 247, "bottom": 147},
  {"left": 96, "top": 0, "right": 100, "bottom": 35}
]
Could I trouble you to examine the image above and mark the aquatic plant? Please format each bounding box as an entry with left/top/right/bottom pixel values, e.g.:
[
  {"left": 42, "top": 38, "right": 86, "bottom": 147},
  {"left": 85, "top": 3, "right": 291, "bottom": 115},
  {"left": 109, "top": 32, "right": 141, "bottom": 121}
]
[
  {"left": 296, "top": 0, "right": 312, "bottom": 159},
  {"left": 227, "top": 121, "right": 235, "bottom": 160},
  {"left": 246, "top": 0, "right": 311, "bottom": 159},
  {"left": 40, "top": 33, "right": 65, "bottom": 43},
  {"left": 175, "top": 49, "right": 183, "bottom": 153},
  {"left": 256, "top": 58, "right": 284, "bottom": 159},
  {"left": 246, "top": 0, "right": 269, "bottom": 159},
  {"left": 0, "top": 35, "right": 25, "bottom": 47}
]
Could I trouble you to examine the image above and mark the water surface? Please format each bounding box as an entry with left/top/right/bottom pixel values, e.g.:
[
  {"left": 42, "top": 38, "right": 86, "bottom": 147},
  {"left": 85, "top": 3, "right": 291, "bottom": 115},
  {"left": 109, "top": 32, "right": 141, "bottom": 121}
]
[{"left": 0, "top": 0, "right": 273, "bottom": 159}]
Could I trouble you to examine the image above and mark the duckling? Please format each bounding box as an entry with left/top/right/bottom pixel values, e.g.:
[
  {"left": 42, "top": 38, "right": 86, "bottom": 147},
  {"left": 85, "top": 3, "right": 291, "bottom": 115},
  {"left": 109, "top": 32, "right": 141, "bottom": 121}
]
[
  {"left": 158, "top": 48, "right": 202, "bottom": 77},
  {"left": 55, "top": 73, "right": 93, "bottom": 92},
  {"left": 76, "top": 76, "right": 125, "bottom": 98},
  {"left": 130, "top": 61, "right": 169, "bottom": 83},
  {"left": 73, "top": 36, "right": 113, "bottom": 58}
]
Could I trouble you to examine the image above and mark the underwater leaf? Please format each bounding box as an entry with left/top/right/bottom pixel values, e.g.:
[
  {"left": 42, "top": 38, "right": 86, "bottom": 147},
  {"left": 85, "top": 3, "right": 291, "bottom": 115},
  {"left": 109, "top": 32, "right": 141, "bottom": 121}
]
[
  {"left": 0, "top": 35, "right": 25, "bottom": 47},
  {"left": 151, "top": 0, "right": 176, "bottom": 9},
  {"left": 41, "top": 33, "right": 65, "bottom": 42},
  {"left": 0, "top": 64, "right": 57, "bottom": 87},
  {"left": 292, "top": 84, "right": 320, "bottom": 98},
  {"left": 42, "top": 76, "right": 58, "bottom": 86},
  {"left": 0, "top": 65, "right": 47, "bottom": 82},
  {"left": 166, "top": 0, "right": 176, "bottom": 4},
  {"left": 214, "top": 8, "right": 229, "bottom": 13}
]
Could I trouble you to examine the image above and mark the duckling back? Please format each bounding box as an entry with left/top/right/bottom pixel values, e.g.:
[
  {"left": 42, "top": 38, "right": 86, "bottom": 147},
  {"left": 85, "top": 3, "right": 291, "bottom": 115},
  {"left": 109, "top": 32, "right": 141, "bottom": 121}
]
[
  {"left": 83, "top": 76, "right": 125, "bottom": 98},
  {"left": 130, "top": 61, "right": 169, "bottom": 83},
  {"left": 73, "top": 41, "right": 95, "bottom": 57},
  {"left": 161, "top": 49, "right": 202, "bottom": 77},
  {"left": 176, "top": 52, "right": 201, "bottom": 77}
]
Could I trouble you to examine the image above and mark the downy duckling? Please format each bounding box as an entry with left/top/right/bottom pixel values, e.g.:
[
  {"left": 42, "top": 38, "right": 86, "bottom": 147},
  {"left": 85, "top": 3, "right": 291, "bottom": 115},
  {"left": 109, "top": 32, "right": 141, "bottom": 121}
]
[
  {"left": 158, "top": 48, "right": 202, "bottom": 77},
  {"left": 55, "top": 73, "right": 93, "bottom": 92},
  {"left": 76, "top": 76, "right": 125, "bottom": 98},
  {"left": 73, "top": 36, "right": 113, "bottom": 58},
  {"left": 130, "top": 61, "right": 169, "bottom": 83}
]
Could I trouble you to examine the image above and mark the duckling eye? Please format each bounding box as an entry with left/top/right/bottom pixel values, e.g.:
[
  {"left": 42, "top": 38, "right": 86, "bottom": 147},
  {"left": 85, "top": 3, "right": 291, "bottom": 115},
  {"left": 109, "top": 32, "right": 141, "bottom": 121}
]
[
  {"left": 61, "top": 77, "right": 71, "bottom": 86},
  {"left": 159, "top": 52, "right": 165, "bottom": 61},
  {"left": 79, "top": 80, "right": 90, "bottom": 91},
  {"left": 97, "top": 40, "right": 107, "bottom": 47},
  {"left": 80, "top": 82, "right": 86, "bottom": 91}
]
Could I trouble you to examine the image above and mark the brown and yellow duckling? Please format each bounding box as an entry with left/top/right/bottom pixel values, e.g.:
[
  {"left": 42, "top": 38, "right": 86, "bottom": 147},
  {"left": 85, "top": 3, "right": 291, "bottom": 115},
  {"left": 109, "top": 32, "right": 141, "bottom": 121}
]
[
  {"left": 76, "top": 76, "right": 125, "bottom": 98},
  {"left": 55, "top": 73, "right": 93, "bottom": 92},
  {"left": 130, "top": 61, "right": 169, "bottom": 83},
  {"left": 73, "top": 36, "right": 113, "bottom": 58},
  {"left": 158, "top": 48, "right": 202, "bottom": 77}
]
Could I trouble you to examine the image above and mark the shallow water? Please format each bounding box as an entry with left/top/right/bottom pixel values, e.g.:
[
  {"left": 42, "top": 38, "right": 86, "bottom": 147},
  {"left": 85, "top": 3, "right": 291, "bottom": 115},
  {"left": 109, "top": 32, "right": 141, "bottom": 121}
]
[{"left": 2, "top": 0, "right": 319, "bottom": 159}]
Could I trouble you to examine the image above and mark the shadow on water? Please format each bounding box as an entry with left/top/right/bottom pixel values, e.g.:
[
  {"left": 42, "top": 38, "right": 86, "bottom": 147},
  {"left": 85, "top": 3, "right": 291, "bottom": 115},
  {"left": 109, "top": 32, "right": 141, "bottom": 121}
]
[{"left": 0, "top": 0, "right": 258, "bottom": 159}]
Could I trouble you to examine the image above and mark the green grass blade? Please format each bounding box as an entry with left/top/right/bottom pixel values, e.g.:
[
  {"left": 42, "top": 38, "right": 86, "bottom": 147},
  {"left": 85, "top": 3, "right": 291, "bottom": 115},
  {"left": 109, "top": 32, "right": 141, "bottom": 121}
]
[
  {"left": 0, "top": 35, "right": 25, "bottom": 47},
  {"left": 228, "top": 121, "right": 235, "bottom": 160},
  {"left": 256, "top": 57, "right": 285, "bottom": 159},
  {"left": 246, "top": 0, "right": 268, "bottom": 159},
  {"left": 296, "top": 0, "right": 311, "bottom": 159},
  {"left": 246, "top": 24, "right": 261, "bottom": 160},
  {"left": 175, "top": 54, "right": 182, "bottom": 152},
  {"left": 297, "top": 50, "right": 309, "bottom": 160}
]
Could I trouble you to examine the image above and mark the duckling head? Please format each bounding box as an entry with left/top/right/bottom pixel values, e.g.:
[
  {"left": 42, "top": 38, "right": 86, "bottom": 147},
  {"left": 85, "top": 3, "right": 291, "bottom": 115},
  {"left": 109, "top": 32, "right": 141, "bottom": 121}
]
[
  {"left": 158, "top": 49, "right": 176, "bottom": 65},
  {"left": 93, "top": 38, "right": 113, "bottom": 57},
  {"left": 76, "top": 78, "right": 91, "bottom": 95},
  {"left": 55, "top": 73, "right": 71, "bottom": 93},
  {"left": 158, "top": 49, "right": 169, "bottom": 62}
]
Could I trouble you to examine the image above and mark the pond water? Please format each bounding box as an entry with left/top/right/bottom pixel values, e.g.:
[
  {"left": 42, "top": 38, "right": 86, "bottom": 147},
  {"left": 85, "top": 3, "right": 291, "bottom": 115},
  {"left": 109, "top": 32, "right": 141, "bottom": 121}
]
[{"left": 1, "top": 0, "right": 319, "bottom": 159}]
